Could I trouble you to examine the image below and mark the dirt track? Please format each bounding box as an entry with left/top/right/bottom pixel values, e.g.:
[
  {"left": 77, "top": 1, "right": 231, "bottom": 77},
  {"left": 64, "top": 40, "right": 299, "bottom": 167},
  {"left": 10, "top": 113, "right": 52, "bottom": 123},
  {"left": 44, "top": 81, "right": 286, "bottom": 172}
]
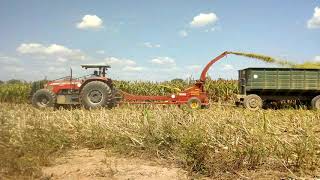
[
  {"left": 40, "top": 148, "right": 299, "bottom": 180},
  {"left": 41, "top": 149, "right": 188, "bottom": 180}
]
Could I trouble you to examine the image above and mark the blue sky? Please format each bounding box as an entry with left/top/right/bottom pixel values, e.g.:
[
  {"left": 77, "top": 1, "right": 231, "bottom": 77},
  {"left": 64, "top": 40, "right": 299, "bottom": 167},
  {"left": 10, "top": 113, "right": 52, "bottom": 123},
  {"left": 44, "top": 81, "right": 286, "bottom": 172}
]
[{"left": 0, "top": 0, "right": 319, "bottom": 81}]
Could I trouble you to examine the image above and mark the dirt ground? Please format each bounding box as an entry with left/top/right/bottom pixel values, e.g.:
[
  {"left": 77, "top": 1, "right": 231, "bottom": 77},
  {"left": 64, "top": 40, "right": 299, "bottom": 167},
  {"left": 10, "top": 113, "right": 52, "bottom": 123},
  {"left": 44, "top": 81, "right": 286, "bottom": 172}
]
[
  {"left": 40, "top": 149, "right": 309, "bottom": 180},
  {"left": 41, "top": 149, "right": 188, "bottom": 180}
]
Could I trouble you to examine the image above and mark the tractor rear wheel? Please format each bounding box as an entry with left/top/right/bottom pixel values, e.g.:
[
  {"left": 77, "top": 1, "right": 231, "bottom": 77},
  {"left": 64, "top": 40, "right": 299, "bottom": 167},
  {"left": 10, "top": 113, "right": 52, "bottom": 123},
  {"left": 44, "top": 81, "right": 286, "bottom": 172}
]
[
  {"left": 311, "top": 95, "right": 320, "bottom": 110},
  {"left": 80, "top": 81, "right": 112, "bottom": 109},
  {"left": 187, "top": 97, "right": 202, "bottom": 110},
  {"left": 32, "top": 89, "right": 56, "bottom": 109},
  {"left": 243, "top": 94, "right": 262, "bottom": 111}
]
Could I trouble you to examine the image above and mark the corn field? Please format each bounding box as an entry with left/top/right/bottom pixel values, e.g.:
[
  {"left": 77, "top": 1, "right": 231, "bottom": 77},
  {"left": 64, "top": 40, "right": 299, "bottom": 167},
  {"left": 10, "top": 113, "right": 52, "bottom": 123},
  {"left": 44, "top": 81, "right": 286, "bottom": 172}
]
[
  {"left": 0, "top": 79, "right": 239, "bottom": 103},
  {"left": 0, "top": 83, "right": 31, "bottom": 103}
]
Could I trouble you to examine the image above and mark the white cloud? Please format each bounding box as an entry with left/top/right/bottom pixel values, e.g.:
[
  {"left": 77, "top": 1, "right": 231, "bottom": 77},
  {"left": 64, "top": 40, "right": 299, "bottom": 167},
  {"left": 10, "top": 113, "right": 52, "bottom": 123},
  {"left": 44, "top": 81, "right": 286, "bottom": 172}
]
[
  {"left": 17, "top": 43, "right": 87, "bottom": 61},
  {"left": 0, "top": 55, "right": 24, "bottom": 74},
  {"left": 0, "top": 55, "right": 20, "bottom": 65},
  {"left": 186, "top": 65, "right": 201, "bottom": 72},
  {"left": 48, "top": 66, "right": 66, "bottom": 73},
  {"left": 151, "top": 57, "right": 176, "bottom": 65},
  {"left": 143, "top": 42, "right": 161, "bottom": 48},
  {"left": 77, "top": 15, "right": 103, "bottom": 29},
  {"left": 314, "top": 56, "right": 320, "bottom": 62},
  {"left": 96, "top": 50, "right": 105, "bottom": 54},
  {"left": 190, "top": 13, "right": 218, "bottom": 27},
  {"left": 122, "top": 66, "right": 144, "bottom": 72},
  {"left": 3, "top": 66, "right": 24, "bottom": 73},
  {"left": 222, "top": 64, "right": 234, "bottom": 70},
  {"left": 104, "top": 57, "right": 146, "bottom": 72},
  {"left": 205, "top": 27, "right": 216, "bottom": 32},
  {"left": 179, "top": 30, "right": 188, "bottom": 37},
  {"left": 57, "top": 57, "right": 68, "bottom": 62},
  {"left": 307, "top": 7, "right": 320, "bottom": 29},
  {"left": 105, "top": 57, "right": 136, "bottom": 67}
]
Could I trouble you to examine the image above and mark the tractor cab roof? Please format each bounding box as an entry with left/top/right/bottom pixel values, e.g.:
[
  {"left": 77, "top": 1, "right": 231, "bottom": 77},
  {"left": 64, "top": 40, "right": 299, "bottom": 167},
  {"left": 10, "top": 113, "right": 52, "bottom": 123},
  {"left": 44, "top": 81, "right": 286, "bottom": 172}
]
[{"left": 81, "top": 64, "right": 111, "bottom": 69}]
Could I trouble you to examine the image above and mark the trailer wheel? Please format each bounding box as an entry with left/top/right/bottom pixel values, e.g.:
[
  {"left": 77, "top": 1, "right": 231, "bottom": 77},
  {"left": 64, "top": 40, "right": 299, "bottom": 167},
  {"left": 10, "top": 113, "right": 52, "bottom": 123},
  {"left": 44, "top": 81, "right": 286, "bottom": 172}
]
[
  {"left": 32, "top": 89, "right": 56, "bottom": 109},
  {"left": 187, "top": 97, "right": 202, "bottom": 110},
  {"left": 80, "top": 81, "right": 112, "bottom": 109},
  {"left": 243, "top": 94, "right": 262, "bottom": 111},
  {"left": 311, "top": 95, "right": 320, "bottom": 110}
]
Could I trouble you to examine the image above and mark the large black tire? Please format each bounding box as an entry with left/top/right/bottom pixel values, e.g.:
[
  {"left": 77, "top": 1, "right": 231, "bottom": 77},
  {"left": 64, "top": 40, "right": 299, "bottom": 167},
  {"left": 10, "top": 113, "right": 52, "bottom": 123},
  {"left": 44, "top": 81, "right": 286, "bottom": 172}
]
[
  {"left": 80, "top": 81, "right": 112, "bottom": 109},
  {"left": 32, "top": 89, "right": 56, "bottom": 109},
  {"left": 311, "top": 95, "right": 320, "bottom": 110},
  {"left": 243, "top": 94, "right": 262, "bottom": 111},
  {"left": 187, "top": 97, "right": 202, "bottom": 110}
]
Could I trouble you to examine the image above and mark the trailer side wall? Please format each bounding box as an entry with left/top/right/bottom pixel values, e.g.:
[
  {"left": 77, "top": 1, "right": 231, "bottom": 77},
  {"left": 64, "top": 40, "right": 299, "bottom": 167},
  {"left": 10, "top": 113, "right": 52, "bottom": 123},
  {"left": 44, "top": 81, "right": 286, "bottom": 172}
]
[{"left": 242, "top": 68, "right": 320, "bottom": 91}]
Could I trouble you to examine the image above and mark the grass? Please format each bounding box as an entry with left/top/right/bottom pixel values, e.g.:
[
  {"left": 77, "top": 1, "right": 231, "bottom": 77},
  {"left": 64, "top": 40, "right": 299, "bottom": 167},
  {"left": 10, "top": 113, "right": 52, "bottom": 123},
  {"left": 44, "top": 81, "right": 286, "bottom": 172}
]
[{"left": 1, "top": 103, "right": 319, "bottom": 178}]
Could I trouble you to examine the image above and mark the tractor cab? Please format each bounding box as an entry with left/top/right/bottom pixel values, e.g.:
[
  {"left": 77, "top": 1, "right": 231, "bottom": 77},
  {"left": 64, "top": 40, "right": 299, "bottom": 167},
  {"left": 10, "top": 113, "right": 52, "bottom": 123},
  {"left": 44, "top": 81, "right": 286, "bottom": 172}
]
[{"left": 81, "top": 64, "right": 111, "bottom": 78}]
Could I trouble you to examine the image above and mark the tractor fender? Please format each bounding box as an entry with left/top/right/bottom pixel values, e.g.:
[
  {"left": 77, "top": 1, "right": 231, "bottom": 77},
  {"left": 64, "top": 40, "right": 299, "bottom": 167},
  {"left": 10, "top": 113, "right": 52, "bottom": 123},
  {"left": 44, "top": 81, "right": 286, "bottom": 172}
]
[{"left": 79, "top": 78, "right": 113, "bottom": 92}]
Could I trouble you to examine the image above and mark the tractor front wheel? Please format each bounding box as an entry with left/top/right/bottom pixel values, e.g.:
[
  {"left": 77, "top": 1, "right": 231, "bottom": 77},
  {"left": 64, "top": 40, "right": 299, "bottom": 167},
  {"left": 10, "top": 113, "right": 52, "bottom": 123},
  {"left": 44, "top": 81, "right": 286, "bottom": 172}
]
[
  {"left": 243, "top": 94, "right": 262, "bottom": 111},
  {"left": 80, "top": 81, "right": 112, "bottom": 109},
  {"left": 32, "top": 89, "right": 56, "bottom": 109}
]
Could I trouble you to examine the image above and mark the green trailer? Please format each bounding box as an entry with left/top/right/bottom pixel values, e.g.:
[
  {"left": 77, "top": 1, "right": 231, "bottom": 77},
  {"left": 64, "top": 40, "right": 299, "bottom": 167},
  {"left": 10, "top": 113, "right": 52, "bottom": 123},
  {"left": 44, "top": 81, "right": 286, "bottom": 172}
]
[{"left": 236, "top": 68, "right": 320, "bottom": 110}]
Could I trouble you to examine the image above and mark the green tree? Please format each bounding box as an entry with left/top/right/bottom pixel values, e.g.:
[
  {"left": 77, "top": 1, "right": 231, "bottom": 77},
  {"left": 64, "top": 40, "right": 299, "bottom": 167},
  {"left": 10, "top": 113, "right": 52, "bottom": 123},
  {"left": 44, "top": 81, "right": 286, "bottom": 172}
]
[
  {"left": 170, "top": 78, "right": 185, "bottom": 84},
  {"left": 6, "top": 79, "right": 23, "bottom": 84}
]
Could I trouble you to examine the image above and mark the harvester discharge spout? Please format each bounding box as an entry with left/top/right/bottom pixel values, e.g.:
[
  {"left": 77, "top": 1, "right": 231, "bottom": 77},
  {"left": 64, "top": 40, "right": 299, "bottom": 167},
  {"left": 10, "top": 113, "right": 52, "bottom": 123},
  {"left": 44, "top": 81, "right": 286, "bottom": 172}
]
[{"left": 199, "top": 51, "right": 230, "bottom": 83}]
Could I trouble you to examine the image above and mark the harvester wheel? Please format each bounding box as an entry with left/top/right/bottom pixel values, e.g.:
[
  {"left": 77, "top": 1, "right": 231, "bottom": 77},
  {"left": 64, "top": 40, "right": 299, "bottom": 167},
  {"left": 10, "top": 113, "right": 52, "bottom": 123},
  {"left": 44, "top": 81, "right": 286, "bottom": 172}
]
[
  {"left": 311, "top": 95, "right": 320, "bottom": 110},
  {"left": 243, "top": 94, "right": 262, "bottom": 111},
  {"left": 32, "top": 89, "right": 56, "bottom": 109},
  {"left": 187, "top": 97, "right": 202, "bottom": 110},
  {"left": 80, "top": 81, "right": 112, "bottom": 109}
]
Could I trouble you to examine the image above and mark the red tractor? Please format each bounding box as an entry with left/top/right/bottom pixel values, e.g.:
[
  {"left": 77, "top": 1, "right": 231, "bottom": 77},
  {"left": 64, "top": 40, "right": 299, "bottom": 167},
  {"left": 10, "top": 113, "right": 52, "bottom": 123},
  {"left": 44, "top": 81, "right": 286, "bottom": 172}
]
[{"left": 32, "top": 65, "right": 119, "bottom": 109}]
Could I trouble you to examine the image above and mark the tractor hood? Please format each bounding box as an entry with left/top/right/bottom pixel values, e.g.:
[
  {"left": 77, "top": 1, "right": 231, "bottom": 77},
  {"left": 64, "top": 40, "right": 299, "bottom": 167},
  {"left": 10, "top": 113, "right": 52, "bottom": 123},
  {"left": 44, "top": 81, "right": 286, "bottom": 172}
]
[{"left": 47, "top": 80, "right": 82, "bottom": 87}]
